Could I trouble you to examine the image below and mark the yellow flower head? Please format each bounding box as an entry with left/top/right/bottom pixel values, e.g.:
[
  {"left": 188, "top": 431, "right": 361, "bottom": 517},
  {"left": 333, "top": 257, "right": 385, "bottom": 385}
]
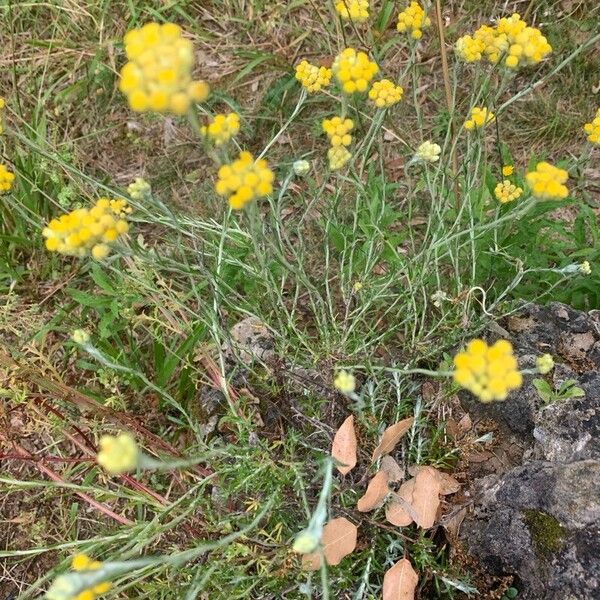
[
  {"left": 525, "top": 161, "right": 569, "bottom": 200},
  {"left": 455, "top": 35, "right": 486, "bottom": 62},
  {"left": 464, "top": 106, "right": 495, "bottom": 130},
  {"left": 119, "top": 22, "right": 210, "bottom": 115},
  {"left": 293, "top": 160, "right": 311, "bottom": 177},
  {"left": 127, "top": 177, "right": 151, "bottom": 200},
  {"left": 579, "top": 261, "right": 592, "bottom": 275},
  {"left": 583, "top": 108, "right": 600, "bottom": 145},
  {"left": 328, "top": 146, "right": 352, "bottom": 171},
  {"left": 322, "top": 116, "right": 354, "bottom": 147},
  {"left": 453, "top": 338, "right": 522, "bottom": 403},
  {"left": 97, "top": 433, "right": 139, "bottom": 475},
  {"left": 335, "top": 0, "right": 369, "bottom": 23},
  {"left": 46, "top": 554, "right": 112, "bottom": 600},
  {"left": 332, "top": 48, "right": 379, "bottom": 95},
  {"left": 494, "top": 180, "right": 523, "bottom": 204},
  {"left": 215, "top": 151, "right": 274, "bottom": 210},
  {"left": 535, "top": 354, "right": 555, "bottom": 374},
  {"left": 294, "top": 60, "right": 332, "bottom": 94},
  {"left": 415, "top": 140, "right": 441, "bottom": 162},
  {"left": 201, "top": 112, "right": 240, "bottom": 146},
  {"left": 334, "top": 370, "right": 356, "bottom": 394},
  {"left": 502, "top": 165, "right": 514, "bottom": 177},
  {"left": 396, "top": 2, "right": 431, "bottom": 39},
  {"left": 368, "top": 79, "right": 404, "bottom": 108},
  {"left": 0, "top": 164, "right": 15, "bottom": 192},
  {"left": 42, "top": 198, "right": 131, "bottom": 259}
]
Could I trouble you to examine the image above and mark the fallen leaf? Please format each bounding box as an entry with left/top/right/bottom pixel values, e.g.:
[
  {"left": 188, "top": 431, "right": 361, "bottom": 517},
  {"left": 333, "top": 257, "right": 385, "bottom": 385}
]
[
  {"left": 382, "top": 557, "right": 418, "bottom": 600},
  {"left": 438, "top": 472, "right": 460, "bottom": 495},
  {"left": 411, "top": 466, "right": 441, "bottom": 528},
  {"left": 331, "top": 415, "right": 357, "bottom": 475},
  {"left": 357, "top": 470, "right": 389, "bottom": 512},
  {"left": 372, "top": 417, "right": 414, "bottom": 462},
  {"left": 303, "top": 517, "right": 358, "bottom": 570},
  {"left": 381, "top": 456, "right": 404, "bottom": 483},
  {"left": 441, "top": 506, "right": 468, "bottom": 538},
  {"left": 385, "top": 479, "right": 416, "bottom": 526}
]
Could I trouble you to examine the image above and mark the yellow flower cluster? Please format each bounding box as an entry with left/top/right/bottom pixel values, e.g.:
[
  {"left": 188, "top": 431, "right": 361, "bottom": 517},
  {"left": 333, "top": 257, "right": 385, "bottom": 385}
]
[
  {"left": 457, "top": 14, "right": 551, "bottom": 69},
  {"left": 119, "top": 22, "right": 210, "bottom": 115},
  {"left": 127, "top": 177, "right": 151, "bottom": 200},
  {"left": 71, "top": 553, "right": 111, "bottom": 600},
  {"left": 328, "top": 146, "right": 352, "bottom": 171},
  {"left": 215, "top": 151, "right": 274, "bottom": 210},
  {"left": 201, "top": 112, "right": 240, "bottom": 146},
  {"left": 0, "top": 164, "right": 15, "bottom": 192},
  {"left": 335, "top": 0, "right": 369, "bottom": 23},
  {"left": 494, "top": 180, "right": 523, "bottom": 204},
  {"left": 368, "top": 79, "right": 404, "bottom": 108},
  {"left": 453, "top": 339, "right": 522, "bottom": 403},
  {"left": 502, "top": 165, "right": 514, "bottom": 177},
  {"left": 332, "top": 48, "right": 379, "bottom": 95},
  {"left": 583, "top": 108, "right": 600, "bottom": 145},
  {"left": 415, "top": 141, "right": 441, "bottom": 162},
  {"left": 334, "top": 370, "right": 356, "bottom": 394},
  {"left": 97, "top": 433, "right": 139, "bottom": 475},
  {"left": 464, "top": 106, "right": 495, "bottom": 130},
  {"left": 43, "top": 198, "right": 130, "bottom": 259},
  {"left": 526, "top": 162, "right": 569, "bottom": 200},
  {"left": 294, "top": 60, "right": 332, "bottom": 94},
  {"left": 322, "top": 116, "right": 354, "bottom": 147},
  {"left": 396, "top": 2, "right": 431, "bottom": 39}
]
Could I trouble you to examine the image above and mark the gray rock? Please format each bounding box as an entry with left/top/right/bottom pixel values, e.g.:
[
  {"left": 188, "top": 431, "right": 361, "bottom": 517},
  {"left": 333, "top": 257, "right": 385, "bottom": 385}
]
[{"left": 460, "top": 303, "right": 600, "bottom": 599}]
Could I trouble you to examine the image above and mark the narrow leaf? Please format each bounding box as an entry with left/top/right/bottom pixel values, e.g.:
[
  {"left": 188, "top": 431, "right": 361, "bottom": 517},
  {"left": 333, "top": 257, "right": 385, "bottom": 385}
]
[
  {"left": 372, "top": 417, "right": 414, "bottom": 461},
  {"left": 331, "top": 415, "right": 357, "bottom": 475}
]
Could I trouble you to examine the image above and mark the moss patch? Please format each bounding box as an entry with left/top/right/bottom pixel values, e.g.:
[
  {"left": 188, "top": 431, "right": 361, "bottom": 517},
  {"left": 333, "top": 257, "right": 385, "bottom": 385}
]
[{"left": 523, "top": 510, "right": 566, "bottom": 558}]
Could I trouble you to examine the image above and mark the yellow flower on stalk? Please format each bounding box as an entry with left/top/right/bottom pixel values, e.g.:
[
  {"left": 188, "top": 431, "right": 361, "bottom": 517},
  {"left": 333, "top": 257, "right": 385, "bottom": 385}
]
[
  {"left": 453, "top": 339, "right": 522, "bottom": 403},
  {"left": 368, "top": 79, "right": 403, "bottom": 108},
  {"left": 42, "top": 198, "right": 131, "bottom": 259},
  {"left": 415, "top": 140, "right": 441, "bottom": 162},
  {"left": 294, "top": 60, "right": 332, "bottom": 94},
  {"left": 0, "top": 164, "right": 15, "bottom": 192},
  {"left": 119, "top": 22, "right": 210, "bottom": 115},
  {"left": 494, "top": 180, "right": 523, "bottom": 204},
  {"left": 396, "top": 2, "right": 431, "bottom": 39},
  {"left": 335, "top": 0, "right": 369, "bottom": 23},
  {"left": 97, "top": 433, "right": 139, "bottom": 475},
  {"left": 455, "top": 35, "right": 485, "bottom": 62},
  {"left": 201, "top": 112, "right": 240, "bottom": 146},
  {"left": 215, "top": 151, "right": 274, "bottom": 210},
  {"left": 583, "top": 108, "right": 600, "bottom": 145},
  {"left": 536, "top": 354, "right": 554, "bottom": 374},
  {"left": 525, "top": 162, "right": 569, "bottom": 200},
  {"left": 127, "top": 177, "right": 151, "bottom": 200},
  {"left": 328, "top": 146, "right": 352, "bottom": 170},
  {"left": 332, "top": 48, "right": 379, "bottom": 95},
  {"left": 579, "top": 261, "right": 591, "bottom": 275},
  {"left": 464, "top": 106, "right": 495, "bottom": 130},
  {"left": 334, "top": 370, "right": 356, "bottom": 394},
  {"left": 322, "top": 116, "right": 354, "bottom": 147},
  {"left": 46, "top": 554, "right": 111, "bottom": 600},
  {"left": 502, "top": 165, "right": 514, "bottom": 177}
]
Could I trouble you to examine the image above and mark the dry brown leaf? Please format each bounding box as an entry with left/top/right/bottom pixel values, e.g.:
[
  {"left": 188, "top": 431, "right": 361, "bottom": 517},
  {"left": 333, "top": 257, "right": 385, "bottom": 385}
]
[
  {"left": 381, "top": 455, "right": 403, "bottom": 483},
  {"left": 357, "top": 470, "right": 389, "bottom": 512},
  {"left": 302, "top": 517, "right": 358, "bottom": 571},
  {"left": 382, "top": 557, "right": 418, "bottom": 600},
  {"left": 385, "top": 478, "right": 416, "bottom": 526},
  {"left": 411, "top": 466, "right": 441, "bottom": 528},
  {"left": 372, "top": 417, "right": 414, "bottom": 461},
  {"left": 438, "top": 472, "right": 460, "bottom": 495},
  {"left": 301, "top": 553, "right": 321, "bottom": 571},
  {"left": 331, "top": 415, "right": 357, "bottom": 475}
]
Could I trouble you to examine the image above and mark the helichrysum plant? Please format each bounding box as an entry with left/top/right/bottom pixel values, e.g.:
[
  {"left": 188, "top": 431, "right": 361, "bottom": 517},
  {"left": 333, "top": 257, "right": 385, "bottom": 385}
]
[
  {"left": 201, "top": 112, "right": 241, "bottom": 146},
  {"left": 96, "top": 433, "right": 139, "bottom": 475},
  {"left": 396, "top": 2, "right": 431, "bottom": 39},
  {"left": 502, "top": 165, "right": 514, "bottom": 177},
  {"left": 414, "top": 141, "right": 441, "bottom": 163},
  {"left": 525, "top": 162, "right": 569, "bottom": 200},
  {"left": 215, "top": 151, "right": 274, "bottom": 210},
  {"left": 294, "top": 60, "right": 332, "bottom": 93},
  {"left": 495, "top": 180, "right": 523, "bottom": 204},
  {"left": 368, "top": 79, "right": 404, "bottom": 108},
  {"left": 583, "top": 108, "right": 600, "bottom": 145},
  {"left": 322, "top": 116, "right": 354, "bottom": 147},
  {"left": 127, "top": 177, "right": 151, "bottom": 200},
  {"left": 119, "top": 22, "right": 210, "bottom": 114},
  {"left": 334, "top": 370, "right": 356, "bottom": 394},
  {"left": 453, "top": 339, "right": 522, "bottom": 403},
  {"left": 464, "top": 107, "right": 495, "bottom": 130},
  {"left": 42, "top": 198, "right": 131, "bottom": 259},
  {"left": 332, "top": 48, "right": 379, "bottom": 94},
  {"left": 335, "top": 0, "right": 369, "bottom": 23},
  {"left": 328, "top": 146, "right": 352, "bottom": 170},
  {"left": 0, "top": 164, "right": 15, "bottom": 192},
  {"left": 46, "top": 554, "right": 111, "bottom": 600}
]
